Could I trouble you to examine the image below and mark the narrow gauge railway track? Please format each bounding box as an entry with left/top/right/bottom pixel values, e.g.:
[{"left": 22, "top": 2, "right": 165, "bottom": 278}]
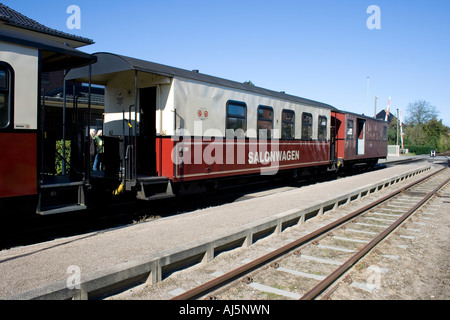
[{"left": 171, "top": 166, "right": 449, "bottom": 300}]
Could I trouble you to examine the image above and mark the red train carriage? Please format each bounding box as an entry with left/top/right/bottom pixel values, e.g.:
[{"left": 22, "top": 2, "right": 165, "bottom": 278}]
[
  {"left": 0, "top": 23, "right": 95, "bottom": 215},
  {"left": 332, "top": 111, "right": 388, "bottom": 169},
  {"left": 67, "top": 53, "right": 336, "bottom": 200}
]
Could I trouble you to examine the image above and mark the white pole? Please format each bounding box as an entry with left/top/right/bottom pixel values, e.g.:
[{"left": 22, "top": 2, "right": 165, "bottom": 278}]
[{"left": 366, "top": 76, "right": 370, "bottom": 115}]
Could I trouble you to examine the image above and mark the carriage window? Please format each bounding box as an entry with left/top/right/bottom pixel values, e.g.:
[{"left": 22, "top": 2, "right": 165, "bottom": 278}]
[
  {"left": 318, "top": 116, "right": 327, "bottom": 141},
  {"left": 281, "top": 110, "right": 295, "bottom": 139},
  {"left": 257, "top": 106, "right": 273, "bottom": 139},
  {"left": 0, "top": 65, "right": 12, "bottom": 129},
  {"left": 347, "top": 120, "right": 354, "bottom": 140},
  {"left": 226, "top": 101, "right": 246, "bottom": 138},
  {"left": 301, "top": 113, "right": 313, "bottom": 140},
  {"left": 382, "top": 126, "right": 388, "bottom": 141}
]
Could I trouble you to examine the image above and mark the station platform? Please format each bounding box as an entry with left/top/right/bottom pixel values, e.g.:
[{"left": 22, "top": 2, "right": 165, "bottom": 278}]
[
  {"left": 0, "top": 161, "right": 438, "bottom": 299},
  {"left": 379, "top": 154, "right": 448, "bottom": 164}
]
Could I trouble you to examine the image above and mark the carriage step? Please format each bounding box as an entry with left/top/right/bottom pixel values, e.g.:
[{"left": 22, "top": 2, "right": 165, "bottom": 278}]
[
  {"left": 36, "top": 182, "right": 86, "bottom": 215},
  {"left": 37, "top": 204, "right": 87, "bottom": 216},
  {"left": 136, "top": 178, "right": 174, "bottom": 201}
]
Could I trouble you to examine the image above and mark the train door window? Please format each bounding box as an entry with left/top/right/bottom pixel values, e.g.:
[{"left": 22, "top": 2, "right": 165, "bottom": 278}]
[
  {"left": 318, "top": 116, "right": 327, "bottom": 141},
  {"left": 0, "top": 63, "right": 13, "bottom": 129},
  {"left": 257, "top": 106, "right": 273, "bottom": 139},
  {"left": 347, "top": 120, "right": 354, "bottom": 140},
  {"left": 281, "top": 110, "right": 295, "bottom": 139},
  {"left": 301, "top": 112, "right": 313, "bottom": 140},
  {"left": 226, "top": 100, "right": 246, "bottom": 138},
  {"left": 356, "top": 119, "right": 366, "bottom": 155}
]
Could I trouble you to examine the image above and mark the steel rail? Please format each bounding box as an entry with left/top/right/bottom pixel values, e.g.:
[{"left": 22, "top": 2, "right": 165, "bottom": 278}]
[
  {"left": 300, "top": 169, "right": 450, "bottom": 300},
  {"left": 171, "top": 167, "right": 447, "bottom": 300}
]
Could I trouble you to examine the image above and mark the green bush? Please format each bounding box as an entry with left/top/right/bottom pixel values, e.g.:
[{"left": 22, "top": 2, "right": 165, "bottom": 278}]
[
  {"left": 404, "top": 144, "right": 435, "bottom": 155},
  {"left": 55, "top": 140, "right": 71, "bottom": 175}
]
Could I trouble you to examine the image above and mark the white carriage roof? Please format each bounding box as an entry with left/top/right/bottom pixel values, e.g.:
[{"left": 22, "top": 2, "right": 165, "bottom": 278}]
[
  {"left": 67, "top": 52, "right": 338, "bottom": 111},
  {"left": 0, "top": 28, "right": 96, "bottom": 71}
]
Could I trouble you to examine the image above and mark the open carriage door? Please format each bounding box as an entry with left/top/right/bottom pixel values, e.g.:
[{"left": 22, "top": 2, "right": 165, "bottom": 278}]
[
  {"left": 137, "top": 87, "right": 157, "bottom": 176},
  {"left": 356, "top": 118, "right": 365, "bottom": 155},
  {"left": 37, "top": 46, "right": 95, "bottom": 215},
  {"left": 66, "top": 53, "right": 174, "bottom": 200}
]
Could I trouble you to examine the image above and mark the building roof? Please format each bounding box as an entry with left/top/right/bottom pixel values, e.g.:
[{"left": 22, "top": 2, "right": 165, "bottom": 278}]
[
  {"left": 376, "top": 110, "right": 397, "bottom": 123},
  {"left": 0, "top": 3, "right": 93, "bottom": 46},
  {"left": 46, "top": 84, "right": 105, "bottom": 106}
]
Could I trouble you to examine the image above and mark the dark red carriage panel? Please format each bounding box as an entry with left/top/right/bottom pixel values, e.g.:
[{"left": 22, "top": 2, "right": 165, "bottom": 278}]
[
  {"left": 331, "top": 111, "right": 346, "bottom": 161},
  {"left": 168, "top": 138, "right": 330, "bottom": 182},
  {"left": 155, "top": 137, "right": 176, "bottom": 179},
  {"left": 0, "top": 133, "right": 37, "bottom": 198},
  {"left": 340, "top": 113, "right": 387, "bottom": 162}
]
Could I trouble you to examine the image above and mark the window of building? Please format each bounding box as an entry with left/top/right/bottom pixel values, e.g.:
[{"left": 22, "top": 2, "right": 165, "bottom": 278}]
[
  {"left": 347, "top": 120, "right": 354, "bottom": 140},
  {"left": 0, "top": 63, "right": 13, "bottom": 129},
  {"left": 257, "top": 106, "right": 273, "bottom": 139},
  {"left": 318, "top": 116, "right": 327, "bottom": 141},
  {"left": 281, "top": 110, "right": 295, "bottom": 139},
  {"left": 226, "top": 101, "right": 246, "bottom": 138},
  {"left": 301, "top": 112, "right": 313, "bottom": 140}
]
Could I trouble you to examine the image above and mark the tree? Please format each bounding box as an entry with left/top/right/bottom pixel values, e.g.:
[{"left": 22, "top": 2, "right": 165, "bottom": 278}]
[
  {"left": 423, "top": 119, "right": 444, "bottom": 148},
  {"left": 387, "top": 117, "right": 398, "bottom": 145},
  {"left": 438, "top": 131, "right": 450, "bottom": 152},
  {"left": 403, "top": 100, "right": 450, "bottom": 153},
  {"left": 405, "top": 100, "right": 439, "bottom": 126},
  {"left": 423, "top": 119, "right": 450, "bottom": 152},
  {"left": 404, "top": 124, "right": 428, "bottom": 146}
]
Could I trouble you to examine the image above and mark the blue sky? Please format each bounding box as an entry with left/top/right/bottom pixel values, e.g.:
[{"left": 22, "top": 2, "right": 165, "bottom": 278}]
[{"left": 4, "top": 0, "right": 450, "bottom": 125}]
